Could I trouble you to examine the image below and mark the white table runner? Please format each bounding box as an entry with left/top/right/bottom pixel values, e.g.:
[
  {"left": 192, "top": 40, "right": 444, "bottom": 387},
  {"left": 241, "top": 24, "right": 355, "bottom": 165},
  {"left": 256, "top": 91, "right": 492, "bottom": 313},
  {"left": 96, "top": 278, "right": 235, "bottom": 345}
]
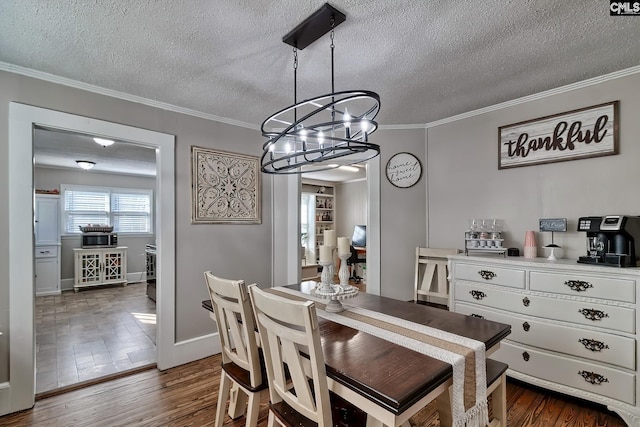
[{"left": 271, "top": 286, "right": 489, "bottom": 427}]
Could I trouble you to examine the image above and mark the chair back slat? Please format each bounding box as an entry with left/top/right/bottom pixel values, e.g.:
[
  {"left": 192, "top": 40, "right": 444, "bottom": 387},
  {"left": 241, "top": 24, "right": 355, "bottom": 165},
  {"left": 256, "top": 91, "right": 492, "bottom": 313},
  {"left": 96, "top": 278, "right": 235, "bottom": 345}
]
[
  {"left": 249, "top": 285, "right": 333, "bottom": 426},
  {"left": 204, "top": 272, "right": 262, "bottom": 388}
]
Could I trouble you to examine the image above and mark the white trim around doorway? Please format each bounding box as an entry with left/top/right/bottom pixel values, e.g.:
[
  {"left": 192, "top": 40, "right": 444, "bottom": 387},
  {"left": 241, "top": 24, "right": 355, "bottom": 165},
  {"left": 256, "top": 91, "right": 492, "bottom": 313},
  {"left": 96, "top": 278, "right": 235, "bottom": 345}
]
[{"left": 6, "top": 103, "right": 177, "bottom": 414}]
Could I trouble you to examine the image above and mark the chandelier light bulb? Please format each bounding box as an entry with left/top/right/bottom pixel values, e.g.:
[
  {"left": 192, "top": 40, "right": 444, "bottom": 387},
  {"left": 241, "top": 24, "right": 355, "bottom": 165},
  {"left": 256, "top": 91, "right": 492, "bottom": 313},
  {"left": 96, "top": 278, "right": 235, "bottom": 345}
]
[
  {"left": 300, "top": 128, "right": 307, "bottom": 142},
  {"left": 318, "top": 131, "right": 325, "bottom": 146},
  {"left": 360, "top": 119, "right": 369, "bottom": 142},
  {"left": 344, "top": 108, "right": 351, "bottom": 139}
]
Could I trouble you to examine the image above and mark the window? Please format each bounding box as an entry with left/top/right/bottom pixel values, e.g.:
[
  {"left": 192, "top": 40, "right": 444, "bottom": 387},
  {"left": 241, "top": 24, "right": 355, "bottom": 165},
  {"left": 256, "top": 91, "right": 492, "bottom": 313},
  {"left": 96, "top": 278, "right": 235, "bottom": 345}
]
[{"left": 61, "top": 184, "right": 153, "bottom": 234}]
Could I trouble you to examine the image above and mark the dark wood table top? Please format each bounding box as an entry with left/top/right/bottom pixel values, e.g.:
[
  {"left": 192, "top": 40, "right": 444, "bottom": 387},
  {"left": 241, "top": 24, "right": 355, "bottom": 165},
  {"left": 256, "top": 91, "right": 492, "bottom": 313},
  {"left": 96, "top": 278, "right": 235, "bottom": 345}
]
[{"left": 202, "top": 282, "right": 511, "bottom": 415}]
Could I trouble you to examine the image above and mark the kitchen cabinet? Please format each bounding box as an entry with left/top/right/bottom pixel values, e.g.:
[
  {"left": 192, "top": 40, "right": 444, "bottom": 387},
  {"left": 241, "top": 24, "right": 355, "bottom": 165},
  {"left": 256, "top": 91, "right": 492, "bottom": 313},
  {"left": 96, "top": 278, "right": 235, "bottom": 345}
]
[
  {"left": 35, "top": 194, "right": 60, "bottom": 245},
  {"left": 35, "top": 245, "right": 60, "bottom": 295},
  {"left": 449, "top": 255, "right": 640, "bottom": 425},
  {"left": 35, "top": 194, "right": 61, "bottom": 295},
  {"left": 73, "top": 247, "right": 128, "bottom": 292}
]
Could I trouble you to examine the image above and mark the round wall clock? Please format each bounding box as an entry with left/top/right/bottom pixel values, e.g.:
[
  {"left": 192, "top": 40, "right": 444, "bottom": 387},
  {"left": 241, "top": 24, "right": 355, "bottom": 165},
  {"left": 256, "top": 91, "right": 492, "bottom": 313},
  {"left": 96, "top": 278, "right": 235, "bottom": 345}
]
[{"left": 385, "top": 152, "right": 422, "bottom": 188}]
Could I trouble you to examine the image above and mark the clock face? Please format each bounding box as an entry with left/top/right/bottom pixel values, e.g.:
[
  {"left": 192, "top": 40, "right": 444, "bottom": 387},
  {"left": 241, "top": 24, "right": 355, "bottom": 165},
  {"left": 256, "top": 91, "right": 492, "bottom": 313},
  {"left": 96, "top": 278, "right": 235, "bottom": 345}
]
[{"left": 385, "top": 152, "right": 422, "bottom": 188}]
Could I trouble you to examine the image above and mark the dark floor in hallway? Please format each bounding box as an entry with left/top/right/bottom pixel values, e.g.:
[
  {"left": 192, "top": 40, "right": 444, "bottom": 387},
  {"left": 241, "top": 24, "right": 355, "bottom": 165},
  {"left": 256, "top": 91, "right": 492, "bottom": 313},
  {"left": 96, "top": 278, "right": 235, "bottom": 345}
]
[{"left": 35, "top": 282, "right": 156, "bottom": 394}]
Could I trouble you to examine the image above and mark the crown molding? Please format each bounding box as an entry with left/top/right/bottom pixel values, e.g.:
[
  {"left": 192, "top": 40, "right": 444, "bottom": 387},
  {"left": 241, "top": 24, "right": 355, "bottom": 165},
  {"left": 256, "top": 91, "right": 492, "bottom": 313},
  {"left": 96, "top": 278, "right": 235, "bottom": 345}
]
[
  {"left": 424, "top": 65, "right": 640, "bottom": 129},
  {"left": 3, "top": 61, "right": 639, "bottom": 132},
  {"left": 0, "top": 61, "right": 259, "bottom": 130}
]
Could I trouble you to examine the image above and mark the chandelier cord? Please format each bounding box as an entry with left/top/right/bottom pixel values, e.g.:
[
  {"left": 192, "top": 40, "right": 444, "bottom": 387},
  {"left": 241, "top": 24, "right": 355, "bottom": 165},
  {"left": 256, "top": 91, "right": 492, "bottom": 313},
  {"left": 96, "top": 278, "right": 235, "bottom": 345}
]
[
  {"left": 293, "top": 47, "right": 298, "bottom": 123},
  {"left": 330, "top": 19, "right": 336, "bottom": 136}
]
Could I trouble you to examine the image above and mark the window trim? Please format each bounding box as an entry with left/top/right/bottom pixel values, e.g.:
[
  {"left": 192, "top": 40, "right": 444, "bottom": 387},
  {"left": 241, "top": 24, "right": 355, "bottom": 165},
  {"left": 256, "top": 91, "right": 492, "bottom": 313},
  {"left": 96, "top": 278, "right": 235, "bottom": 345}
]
[{"left": 61, "top": 184, "right": 154, "bottom": 236}]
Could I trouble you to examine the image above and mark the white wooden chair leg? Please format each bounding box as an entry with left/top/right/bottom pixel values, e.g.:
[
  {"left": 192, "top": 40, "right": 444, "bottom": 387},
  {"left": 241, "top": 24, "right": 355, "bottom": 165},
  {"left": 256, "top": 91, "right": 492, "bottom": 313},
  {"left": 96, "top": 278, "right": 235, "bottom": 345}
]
[
  {"left": 267, "top": 410, "right": 278, "bottom": 427},
  {"left": 245, "top": 390, "right": 261, "bottom": 427},
  {"left": 215, "top": 371, "right": 231, "bottom": 427},
  {"left": 228, "top": 383, "right": 248, "bottom": 419}
]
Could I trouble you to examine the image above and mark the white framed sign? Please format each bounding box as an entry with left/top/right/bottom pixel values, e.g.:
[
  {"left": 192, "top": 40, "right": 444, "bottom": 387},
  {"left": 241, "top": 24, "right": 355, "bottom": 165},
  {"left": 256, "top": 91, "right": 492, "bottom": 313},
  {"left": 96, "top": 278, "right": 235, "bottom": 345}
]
[
  {"left": 498, "top": 101, "right": 619, "bottom": 169},
  {"left": 385, "top": 152, "right": 422, "bottom": 188}
]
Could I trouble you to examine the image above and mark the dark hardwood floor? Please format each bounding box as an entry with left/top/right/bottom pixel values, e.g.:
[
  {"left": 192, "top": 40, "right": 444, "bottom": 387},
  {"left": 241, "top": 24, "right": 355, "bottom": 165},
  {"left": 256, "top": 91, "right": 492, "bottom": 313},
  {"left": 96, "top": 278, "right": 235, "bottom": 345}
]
[{"left": 0, "top": 354, "right": 626, "bottom": 427}]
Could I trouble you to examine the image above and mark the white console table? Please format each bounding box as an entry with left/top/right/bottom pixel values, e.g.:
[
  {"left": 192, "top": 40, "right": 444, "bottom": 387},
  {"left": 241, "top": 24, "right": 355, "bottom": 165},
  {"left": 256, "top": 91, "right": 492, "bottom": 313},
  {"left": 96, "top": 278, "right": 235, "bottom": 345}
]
[{"left": 449, "top": 255, "right": 640, "bottom": 426}]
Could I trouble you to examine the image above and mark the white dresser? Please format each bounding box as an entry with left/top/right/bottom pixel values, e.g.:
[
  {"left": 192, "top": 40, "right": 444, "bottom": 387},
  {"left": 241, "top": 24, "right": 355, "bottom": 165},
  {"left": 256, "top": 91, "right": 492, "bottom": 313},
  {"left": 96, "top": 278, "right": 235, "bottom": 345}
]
[{"left": 449, "top": 255, "right": 640, "bottom": 426}]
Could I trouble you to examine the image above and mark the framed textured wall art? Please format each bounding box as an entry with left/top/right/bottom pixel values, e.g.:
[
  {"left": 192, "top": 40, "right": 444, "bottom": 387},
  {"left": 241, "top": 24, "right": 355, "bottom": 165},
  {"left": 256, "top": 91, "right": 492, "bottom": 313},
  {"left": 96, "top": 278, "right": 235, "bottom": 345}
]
[
  {"left": 498, "top": 101, "right": 618, "bottom": 169},
  {"left": 191, "top": 146, "right": 261, "bottom": 224}
]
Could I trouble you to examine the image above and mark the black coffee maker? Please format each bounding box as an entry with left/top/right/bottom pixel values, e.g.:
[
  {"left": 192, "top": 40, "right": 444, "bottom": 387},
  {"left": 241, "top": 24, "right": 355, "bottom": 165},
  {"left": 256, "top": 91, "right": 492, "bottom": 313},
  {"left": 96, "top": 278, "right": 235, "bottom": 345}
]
[{"left": 577, "top": 216, "right": 640, "bottom": 267}]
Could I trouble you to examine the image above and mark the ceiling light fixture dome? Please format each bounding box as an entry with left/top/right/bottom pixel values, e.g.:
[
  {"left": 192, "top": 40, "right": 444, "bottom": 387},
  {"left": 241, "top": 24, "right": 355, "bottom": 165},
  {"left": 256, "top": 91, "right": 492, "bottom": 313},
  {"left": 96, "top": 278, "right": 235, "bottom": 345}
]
[
  {"left": 93, "top": 137, "right": 115, "bottom": 147},
  {"left": 76, "top": 160, "right": 96, "bottom": 170},
  {"left": 260, "top": 3, "right": 381, "bottom": 174}
]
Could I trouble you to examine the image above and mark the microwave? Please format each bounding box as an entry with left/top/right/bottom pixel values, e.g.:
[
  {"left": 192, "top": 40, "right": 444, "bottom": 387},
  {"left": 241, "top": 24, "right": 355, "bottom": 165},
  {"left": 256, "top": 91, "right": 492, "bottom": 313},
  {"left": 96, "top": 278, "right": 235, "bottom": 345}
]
[{"left": 81, "top": 232, "right": 118, "bottom": 248}]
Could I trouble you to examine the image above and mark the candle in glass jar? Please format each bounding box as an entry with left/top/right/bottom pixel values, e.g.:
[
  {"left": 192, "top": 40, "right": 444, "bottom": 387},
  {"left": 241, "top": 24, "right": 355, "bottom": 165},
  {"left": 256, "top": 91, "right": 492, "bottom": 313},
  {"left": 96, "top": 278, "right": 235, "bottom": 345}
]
[
  {"left": 319, "top": 245, "right": 332, "bottom": 263},
  {"left": 324, "top": 229, "right": 336, "bottom": 247},
  {"left": 337, "top": 237, "right": 350, "bottom": 255}
]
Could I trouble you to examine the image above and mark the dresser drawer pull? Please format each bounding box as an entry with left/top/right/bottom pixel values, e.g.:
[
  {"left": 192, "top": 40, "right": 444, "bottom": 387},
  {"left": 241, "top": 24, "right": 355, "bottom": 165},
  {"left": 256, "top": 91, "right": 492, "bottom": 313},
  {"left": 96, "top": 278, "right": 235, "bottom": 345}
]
[
  {"left": 478, "top": 270, "right": 496, "bottom": 280},
  {"left": 578, "top": 308, "right": 609, "bottom": 321},
  {"left": 564, "top": 280, "right": 594, "bottom": 292},
  {"left": 470, "top": 290, "right": 486, "bottom": 300},
  {"left": 578, "top": 338, "right": 609, "bottom": 352},
  {"left": 470, "top": 313, "right": 484, "bottom": 319},
  {"left": 522, "top": 322, "right": 530, "bottom": 332},
  {"left": 522, "top": 351, "right": 530, "bottom": 362},
  {"left": 578, "top": 370, "right": 609, "bottom": 385},
  {"left": 522, "top": 297, "right": 530, "bottom": 307}
]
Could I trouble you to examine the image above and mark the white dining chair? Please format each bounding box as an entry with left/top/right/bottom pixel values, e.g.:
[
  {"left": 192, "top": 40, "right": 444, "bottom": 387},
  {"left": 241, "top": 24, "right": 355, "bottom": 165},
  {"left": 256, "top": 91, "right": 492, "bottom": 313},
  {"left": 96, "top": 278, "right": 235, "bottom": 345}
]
[
  {"left": 414, "top": 247, "right": 460, "bottom": 306},
  {"left": 248, "top": 285, "right": 367, "bottom": 427},
  {"left": 204, "top": 272, "right": 268, "bottom": 427}
]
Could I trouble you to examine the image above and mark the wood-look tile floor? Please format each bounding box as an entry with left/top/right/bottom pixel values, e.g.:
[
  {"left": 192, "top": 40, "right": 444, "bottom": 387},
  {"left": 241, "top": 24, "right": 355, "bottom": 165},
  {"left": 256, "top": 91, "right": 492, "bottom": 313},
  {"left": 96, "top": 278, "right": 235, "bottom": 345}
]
[{"left": 35, "top": 282, "right": 156, "bottom": 394}]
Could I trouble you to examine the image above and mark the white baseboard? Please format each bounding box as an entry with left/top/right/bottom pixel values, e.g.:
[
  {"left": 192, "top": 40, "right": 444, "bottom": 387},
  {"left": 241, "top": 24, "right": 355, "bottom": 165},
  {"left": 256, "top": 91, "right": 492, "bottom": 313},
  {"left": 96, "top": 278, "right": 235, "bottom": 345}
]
[
  {"left": 60, "top": 271, "right": 146, "bottom": 291},
  {"left": 170, "top": 333, "right": 222, "bottom": 368}
]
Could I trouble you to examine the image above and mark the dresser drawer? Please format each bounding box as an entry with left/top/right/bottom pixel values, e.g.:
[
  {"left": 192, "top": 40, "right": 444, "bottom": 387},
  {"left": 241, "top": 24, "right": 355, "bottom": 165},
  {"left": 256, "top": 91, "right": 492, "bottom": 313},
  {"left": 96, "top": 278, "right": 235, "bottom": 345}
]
[
  {"left": 494, "top": 341, "right": 635, "bottom": 405},
  {"left": 35, "top": 245, "right": 58, "bottom": 258},
  {"left": 455, "top": 303, "right": 636, "bottom": 370},
  {"left": 530, "top": 271, "right": 635, "bottom": 303},
  {"left": 454, "top": 263, "right": 525, "bottom": 289},
  {"left": 455, "top": 282, "right": 635, "bottom": 333}
]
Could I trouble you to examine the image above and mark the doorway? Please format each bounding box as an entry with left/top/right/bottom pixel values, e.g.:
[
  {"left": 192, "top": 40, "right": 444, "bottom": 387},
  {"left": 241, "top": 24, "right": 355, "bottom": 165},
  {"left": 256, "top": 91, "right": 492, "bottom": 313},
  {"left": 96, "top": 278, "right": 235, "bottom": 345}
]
[
  {"left": 277, "top": 159, "right": 380, "bottom": 295},
  {"left": 5, "top": 103, "right": 176, "bottom": 415},
  {"left": 33, "top": 127, "right": 158, "bottom": 394}
]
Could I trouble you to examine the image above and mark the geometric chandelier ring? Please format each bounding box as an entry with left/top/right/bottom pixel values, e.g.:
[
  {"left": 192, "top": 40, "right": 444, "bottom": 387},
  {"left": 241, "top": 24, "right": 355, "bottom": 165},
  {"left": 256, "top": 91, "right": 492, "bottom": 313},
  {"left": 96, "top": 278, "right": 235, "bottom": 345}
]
[
  {"left": 259, "top": 3, "right": 382, "bottom": 174},
  {"left": 261, "top": 90, "right": 380, "bottom": 174}
]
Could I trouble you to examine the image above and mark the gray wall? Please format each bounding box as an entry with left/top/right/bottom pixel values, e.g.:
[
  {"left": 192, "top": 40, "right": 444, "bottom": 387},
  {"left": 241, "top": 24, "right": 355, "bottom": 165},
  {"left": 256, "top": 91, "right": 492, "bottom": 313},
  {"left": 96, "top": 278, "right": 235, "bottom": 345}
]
[
  {"left": 0, "top": 70, "right": 272, "bottom": 345},
  {"left": 378, "top": 128, "right": 428, "bottom": 301},
  {"left": 427, "top": 73, "right": 640, "bottom": 261},
  {"left": 35, "top": 167, "right": 157, "bottom": 288},
  {"left": 336, "top": 179, "right": 367, "bottom": 240}
]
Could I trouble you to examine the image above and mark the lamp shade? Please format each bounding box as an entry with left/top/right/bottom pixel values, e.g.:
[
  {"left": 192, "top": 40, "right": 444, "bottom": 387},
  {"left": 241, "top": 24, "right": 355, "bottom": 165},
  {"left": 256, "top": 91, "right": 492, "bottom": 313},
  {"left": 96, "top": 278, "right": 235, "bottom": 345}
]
[{"left": 76, "top": 160, "right": 96, "bottom": 170}]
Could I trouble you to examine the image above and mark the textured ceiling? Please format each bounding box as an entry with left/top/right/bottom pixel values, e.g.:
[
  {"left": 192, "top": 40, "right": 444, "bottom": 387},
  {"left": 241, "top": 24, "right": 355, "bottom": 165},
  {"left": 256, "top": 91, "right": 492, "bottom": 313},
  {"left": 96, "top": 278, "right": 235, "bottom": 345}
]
[
  {"left": 2, "top": 0, "right": 639, "bottom": 129},
  {"left": 4, "top": 1, "right": 640, "bottom": 179}
]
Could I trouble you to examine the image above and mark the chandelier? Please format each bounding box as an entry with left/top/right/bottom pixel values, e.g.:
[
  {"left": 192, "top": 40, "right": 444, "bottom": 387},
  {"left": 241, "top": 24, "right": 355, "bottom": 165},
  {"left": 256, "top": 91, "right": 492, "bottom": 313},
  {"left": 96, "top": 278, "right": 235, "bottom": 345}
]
[{"left": 260, "top": 3, "right": 381, "bottom": 174}]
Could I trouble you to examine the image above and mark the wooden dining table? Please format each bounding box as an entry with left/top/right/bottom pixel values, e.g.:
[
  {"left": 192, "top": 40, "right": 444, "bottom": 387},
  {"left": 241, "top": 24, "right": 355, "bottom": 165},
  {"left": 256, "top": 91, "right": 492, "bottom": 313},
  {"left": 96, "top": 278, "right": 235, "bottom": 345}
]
[{"left": 202, "top": 281, "right": 511, "bottom": 427}]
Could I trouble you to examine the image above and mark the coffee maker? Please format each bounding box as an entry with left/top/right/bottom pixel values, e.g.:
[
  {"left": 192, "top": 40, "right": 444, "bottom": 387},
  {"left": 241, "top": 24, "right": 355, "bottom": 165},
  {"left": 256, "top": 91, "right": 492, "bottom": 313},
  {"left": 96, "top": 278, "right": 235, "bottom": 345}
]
[{"left": 577, "top": 216, "right": 640, "bottom": 267}]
